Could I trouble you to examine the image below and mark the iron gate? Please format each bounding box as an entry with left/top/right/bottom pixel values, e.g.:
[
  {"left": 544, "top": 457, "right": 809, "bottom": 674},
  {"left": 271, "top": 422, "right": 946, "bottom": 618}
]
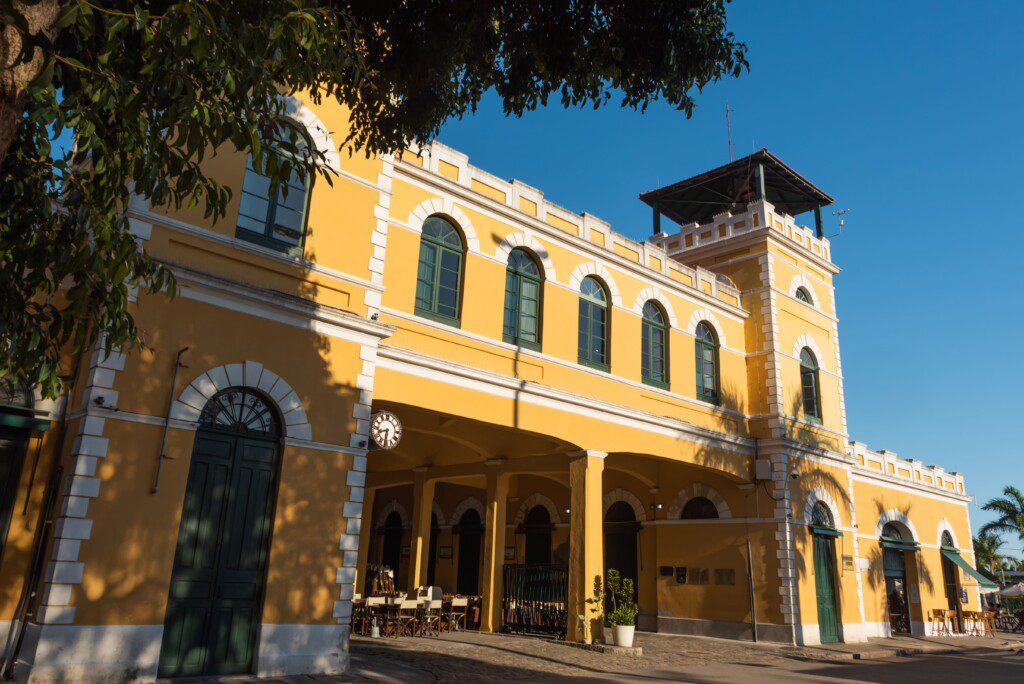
[{"left": 502, "top": 563, "right": 568, "bottom": 637}]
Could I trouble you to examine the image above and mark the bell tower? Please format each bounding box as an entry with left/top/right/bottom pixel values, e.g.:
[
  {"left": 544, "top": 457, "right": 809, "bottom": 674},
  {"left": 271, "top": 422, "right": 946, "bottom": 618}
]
[{"left": 642, "top": 150, "right": 847, "bottom": 450}]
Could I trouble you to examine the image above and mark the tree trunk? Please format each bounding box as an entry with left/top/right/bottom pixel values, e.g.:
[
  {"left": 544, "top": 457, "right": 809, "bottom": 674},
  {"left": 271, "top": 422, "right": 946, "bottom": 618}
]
[{"left": 0, "top": 0, "right": 60, "bottom": 164}]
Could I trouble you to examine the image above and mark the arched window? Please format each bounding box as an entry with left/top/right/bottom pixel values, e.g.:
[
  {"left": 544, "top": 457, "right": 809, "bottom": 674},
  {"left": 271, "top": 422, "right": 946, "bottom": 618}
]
[
  {"left": 882, "top": 522, "right": 904, "bottom": 541},
  {"left": 502, "top": 248, "right": 543, "bottom": 349},
  {"left": 236, "top": 125, "right": 311, "bottom": 255},
  {"left": 810, "top": 502, "right": 834, "bottom": 528},
  {"left": 940, "top": 530, "right": 955, "bottom": 549},
  {"left": 198, "top": 387, "right": 281, "bottom": 436},
  {"left": 681, "top": 497, "right": 719, "bottom": 520},
  {"left": 694, "top": 322, "right": 719, "bottom": 404},
  {"left": 415, "top": 215, "right": 465, "bottom": 325},
  {"left": 800, "top": 347, "right": 822, "bottom": 423},
  {"left": 795, "top": 286, "right": 814, "bottom": 305},
  {"left": 578, "top": 276, "right": 609, "bottom": 369},
  {"left": 641, "top": 301, "right": 669, "bottom": 388}
]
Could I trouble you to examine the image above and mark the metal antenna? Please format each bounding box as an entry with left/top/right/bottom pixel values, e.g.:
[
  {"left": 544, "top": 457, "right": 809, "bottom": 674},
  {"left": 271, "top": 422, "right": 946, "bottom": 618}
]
[
  {"left": 725, "top": 101, "right": 735, "bottom": 161},
  {"left": 828, "top": 208, "right": 851, "bottom": 238}
]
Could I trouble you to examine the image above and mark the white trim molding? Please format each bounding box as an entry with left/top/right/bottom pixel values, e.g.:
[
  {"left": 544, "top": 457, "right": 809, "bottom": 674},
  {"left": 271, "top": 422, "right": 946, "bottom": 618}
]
[
  {"left": 803, "top": 486, "right": 842, "bottom": 526},
  {"left": 793, "top": 333, "right": 827, "bottom": 372},
  {"left": 282, "top": 96, "right": 341, "bottom": 175},
  {"left": 632, "top": 288, "right": 679, "bottom": 329},
  {"left": 667, "top": 483, "right": 731, "bottom": 519},
  {"left": 603, "top": 487, "right": 647, "bottom": 522},
  {"left": 786, "top": 273, "right": 818, "bottom": 308},
  {"left": 876, "top": 508, "right": 920, "bottom": 542},
  {"left": 686, "top": 308, "right": 728, "bottom": 347},
  {"left": 450, "top": 496, "right": 485, "bottom": 526},
  {"left": 170, "top": 360, "right": 313, "bottom": 442},
  {"left": 513, "top": 492, "right": 563, "bottom": 526},
  {"left": 568, "top": 262, "right": 623, "bottom": 307},
  {"left": 406, "top": 196, "right": 481, "bottom": 252},
  {"left": 377, "top": 499, "right": 410, "bottom": 530},
  {"left": 936, "top": 518, "right": 959, "bottom": 549},
  {"left": 494, "top": 232, "right": 557, "bottom": 282}
]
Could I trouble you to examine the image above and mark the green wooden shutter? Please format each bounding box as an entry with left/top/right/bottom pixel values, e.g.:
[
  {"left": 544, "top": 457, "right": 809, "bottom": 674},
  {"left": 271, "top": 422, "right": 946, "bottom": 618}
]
[
  {"left": 518, "top": 277, "right": 541, "bottom": 348},
  {"left": 813, "top": 534, "right": 841, "bottom": 643},
  {"left": 160, "top": 431, "right": 281, "bottom": 677},
  {"left": 160, "top": 431, "right": 235, "bottom": 678},
  {"left": 503, "top": 271, "right": 520, "bottom": 342}
]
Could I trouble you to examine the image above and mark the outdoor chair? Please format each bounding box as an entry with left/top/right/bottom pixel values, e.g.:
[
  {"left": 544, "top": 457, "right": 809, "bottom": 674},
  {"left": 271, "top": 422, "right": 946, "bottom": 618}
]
[
  {"left": 421, "top": 599, "right": 443, "bottom": 636},
  {"left": 397, "top": 600, "right": 421, "bottom": 637},
  {"left": 929, "top": 609, "right": 950, "bottom": 636},
  {"left": 979, "top": 611, "right": 997, "bottom": 637},
  {"left": 449, "top": 597, "right": 469, "bottom": 632},
  {"left": 352, "top": 599, "right": 370, "bottom": 636},
  {"left": 961, "top": 611, "right": 980, "bottom": 636}
]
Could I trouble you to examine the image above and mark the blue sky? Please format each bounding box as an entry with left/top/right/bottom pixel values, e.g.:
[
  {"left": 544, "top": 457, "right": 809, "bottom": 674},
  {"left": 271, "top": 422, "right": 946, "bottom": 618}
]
[{"left": 434, "top": 2, "right": 1024, "bottom": 553}]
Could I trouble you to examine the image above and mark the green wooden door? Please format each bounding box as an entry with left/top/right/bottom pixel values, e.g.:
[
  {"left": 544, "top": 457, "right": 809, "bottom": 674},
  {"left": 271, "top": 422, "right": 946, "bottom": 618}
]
[
  {"left": 159, "top": 429, "right": 280, "bottom": 677},
  {"left": 813, "top": 534, "right": 840, "bottom": 643},
  {"left": 0, "top": 429, "right": 28, "bottom": 562}
]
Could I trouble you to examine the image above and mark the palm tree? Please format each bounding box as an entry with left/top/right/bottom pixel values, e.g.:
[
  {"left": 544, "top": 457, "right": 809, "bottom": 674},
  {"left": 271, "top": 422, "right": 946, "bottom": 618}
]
[
  {"left": 1000, "top": 558, "right": 1024, "bottom": 572},
  {"left": 973, "top": 531, "right": 1004, "bottom": 574},
  {"left": 981, "top": 486, "right": 1024, "bottom": 542}
]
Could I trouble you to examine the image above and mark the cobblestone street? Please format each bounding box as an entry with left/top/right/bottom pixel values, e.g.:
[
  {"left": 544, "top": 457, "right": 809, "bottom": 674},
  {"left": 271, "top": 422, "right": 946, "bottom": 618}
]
[{"left": 341, "top": 631, "right": 1024, "bottom": 682}]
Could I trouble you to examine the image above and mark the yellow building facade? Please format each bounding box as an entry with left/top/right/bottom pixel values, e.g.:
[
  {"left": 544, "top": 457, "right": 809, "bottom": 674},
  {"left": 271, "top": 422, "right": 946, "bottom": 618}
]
[{"left": 0, "top": 94, "right": 987, "bottom": 681}]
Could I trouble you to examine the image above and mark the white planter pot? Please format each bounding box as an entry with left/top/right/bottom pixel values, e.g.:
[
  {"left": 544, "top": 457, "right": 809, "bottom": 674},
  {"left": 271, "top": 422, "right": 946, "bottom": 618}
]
[{"left": 612, "top": 624, "right": 635, "bottom": 648}]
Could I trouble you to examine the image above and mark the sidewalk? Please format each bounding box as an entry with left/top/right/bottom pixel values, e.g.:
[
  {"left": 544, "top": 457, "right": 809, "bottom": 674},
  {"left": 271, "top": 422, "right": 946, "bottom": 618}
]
[{"left": 799, "top": 631, "right": 1024, "bottom": 660}]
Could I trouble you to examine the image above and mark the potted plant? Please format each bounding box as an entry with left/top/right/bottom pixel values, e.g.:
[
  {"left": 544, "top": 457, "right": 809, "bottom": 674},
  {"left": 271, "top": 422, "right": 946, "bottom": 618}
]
[{"left": 604, "top": 568, "right": 638, "bottom": 648}]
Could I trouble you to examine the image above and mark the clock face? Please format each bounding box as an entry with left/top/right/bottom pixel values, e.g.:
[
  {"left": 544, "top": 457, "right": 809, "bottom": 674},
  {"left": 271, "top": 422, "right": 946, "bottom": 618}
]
[{"left": 370, "top": 411, "right": 402, "bottom": 450}]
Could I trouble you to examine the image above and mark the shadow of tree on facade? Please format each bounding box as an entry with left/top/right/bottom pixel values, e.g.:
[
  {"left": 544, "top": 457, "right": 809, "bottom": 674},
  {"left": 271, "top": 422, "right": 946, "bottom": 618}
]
[{"left": 66, "top": 170, "right": 374, "bottom": 674}]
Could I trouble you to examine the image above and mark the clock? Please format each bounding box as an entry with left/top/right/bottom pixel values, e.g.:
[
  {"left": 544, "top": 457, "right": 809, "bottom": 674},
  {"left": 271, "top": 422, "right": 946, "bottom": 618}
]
[{"left": 369, "top": 411, "right": 402, "bottom": 450}]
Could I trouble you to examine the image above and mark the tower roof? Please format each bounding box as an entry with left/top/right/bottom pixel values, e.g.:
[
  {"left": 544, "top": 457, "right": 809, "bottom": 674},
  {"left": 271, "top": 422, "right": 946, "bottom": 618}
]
[{"left": 640, "top": 149, "right": 834, "bottom": 226}]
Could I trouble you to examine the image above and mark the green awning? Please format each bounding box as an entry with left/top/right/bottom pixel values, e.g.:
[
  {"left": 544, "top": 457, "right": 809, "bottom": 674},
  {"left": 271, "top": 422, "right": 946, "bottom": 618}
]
[
  {"left": 0, "top": 412, "right": 50, "bottom": 431},
  {"left": 810, "top": 524, "right": 842, "bottom": 538},
  {"left": 942, "top": 549, "right": 998, "bottom": 590},
  {"left": 880, "top": 535, "right": 919, "bottom": 551}
]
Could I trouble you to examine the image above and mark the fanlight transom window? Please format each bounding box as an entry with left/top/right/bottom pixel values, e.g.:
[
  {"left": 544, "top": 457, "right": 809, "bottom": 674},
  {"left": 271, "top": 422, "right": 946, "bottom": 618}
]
[
  {"left": 810, "top": 501, "right": 834, "bottom": 528},
  {"left": 199, "top": 388, "right": 281, "bottom": 436},
  {"left": 681, "top": 496, "right": 719, "bottom": 520}
]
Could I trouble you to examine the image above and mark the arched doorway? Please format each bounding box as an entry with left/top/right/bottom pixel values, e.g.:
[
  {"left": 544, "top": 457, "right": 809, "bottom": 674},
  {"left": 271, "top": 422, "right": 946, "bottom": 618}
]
[
  {"left": 809, "top": 502, "right": 841, "bottom": 643},
  {"left": 159, "top": 387, "right": 283, "bottom": 678},
  {"left": 881, "top": 522, "right": 913, "bottom": 635},
  {"left": 603, "top": 501, "right": 639, "bottom": 610},
  {"left": 523, "top": 505, "right": 553, "bottom": 565},
  {"left": 940, "top": 530, "right": 961, "bottom": 628},
  {"left": 426, "top": 512, "right": 440, "bottom": 587},
  {"left": 379, "top": 511, "right": 404, "bottom": 580},
  {"left": 456, "top": 509, "right": 483, "bottom": 595}
]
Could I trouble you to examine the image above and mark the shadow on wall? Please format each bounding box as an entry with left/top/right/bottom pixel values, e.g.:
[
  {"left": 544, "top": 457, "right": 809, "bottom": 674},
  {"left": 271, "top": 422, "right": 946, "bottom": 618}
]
[
  {"left": 781, "top": 396, "right": 852, "bottom": 603},
  {"left": 860, "top": 500, "right": 935, "bottom": 628},
  {"left": 73, "top": 210, "right": 368, "bottom": 637}
]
